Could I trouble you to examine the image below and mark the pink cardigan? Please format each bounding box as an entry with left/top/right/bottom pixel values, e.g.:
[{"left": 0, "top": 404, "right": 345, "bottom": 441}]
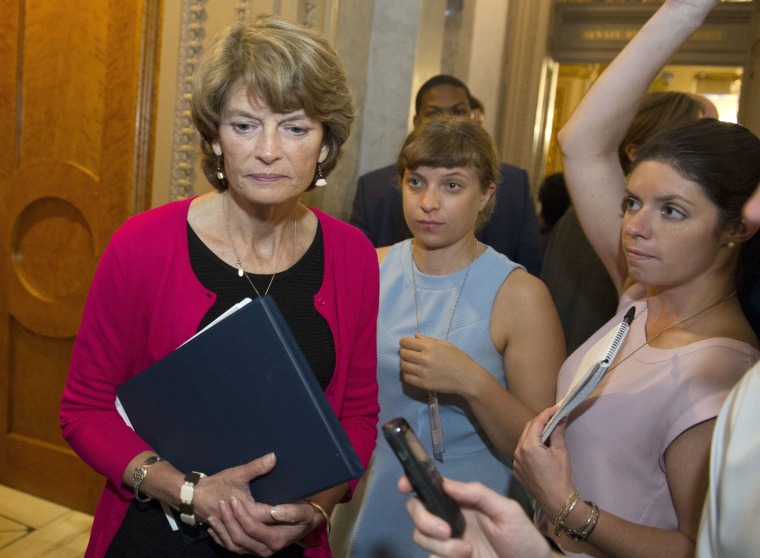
[{"left": 60, "top": 198, "right": 380, "bottom": 557}]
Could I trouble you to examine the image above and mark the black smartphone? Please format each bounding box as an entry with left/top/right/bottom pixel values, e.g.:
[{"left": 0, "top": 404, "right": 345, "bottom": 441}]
[{"left": 383, "top": 417, "right": 466, "bottom": 538}]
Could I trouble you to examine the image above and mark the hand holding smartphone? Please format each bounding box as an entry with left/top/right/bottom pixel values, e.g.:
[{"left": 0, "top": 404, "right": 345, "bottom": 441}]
[{"left": 383, "top": 417, "right": 466, "bottom": 538}]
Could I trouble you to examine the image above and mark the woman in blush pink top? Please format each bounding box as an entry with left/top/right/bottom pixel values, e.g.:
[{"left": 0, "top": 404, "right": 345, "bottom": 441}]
[{"left": 510, "top": 1, "right": 760, "bottom": 557}]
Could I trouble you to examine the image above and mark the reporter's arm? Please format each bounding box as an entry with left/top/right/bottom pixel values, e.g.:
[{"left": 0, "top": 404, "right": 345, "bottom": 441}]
[
  {"left": 398, "top": 269, "right": 564, "bottom": 459},
  {"left": 557, "top": 0, "right": 719, "bottom": 292},
  {"left": 514, "top": 408, "right": 713, "bottom": 558}
]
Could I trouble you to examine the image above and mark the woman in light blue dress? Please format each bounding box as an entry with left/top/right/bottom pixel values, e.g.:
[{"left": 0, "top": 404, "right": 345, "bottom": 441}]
[{"left": 344, "top": 118, "right": 565, "bottom": 557}]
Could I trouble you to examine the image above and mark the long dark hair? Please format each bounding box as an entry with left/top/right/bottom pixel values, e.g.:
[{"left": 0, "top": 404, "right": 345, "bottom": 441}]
[{"left": 633, "top": 118, "right": 760, "bottom": 336}]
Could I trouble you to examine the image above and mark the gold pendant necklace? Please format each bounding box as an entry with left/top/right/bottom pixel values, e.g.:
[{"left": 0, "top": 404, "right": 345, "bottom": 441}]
[
  {"left": 609, "top": 289, "right": 737, "bottom": 371},
  {"left": 223, "top": 192, "right": 296, "bottom": 298}
]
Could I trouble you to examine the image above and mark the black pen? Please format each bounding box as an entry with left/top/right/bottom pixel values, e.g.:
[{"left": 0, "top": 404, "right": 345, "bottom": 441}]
[{"left": 623, "top": 306, "right": 636, "bottom": 326}]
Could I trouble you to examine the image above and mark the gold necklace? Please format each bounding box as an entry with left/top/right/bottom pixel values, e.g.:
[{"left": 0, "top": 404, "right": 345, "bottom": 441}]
[
  {"left": 609, "top": 289, "right": 737, "bottom": 371},
  {"left": 223, "top": 192, "right": 296, "bottom": 298}
]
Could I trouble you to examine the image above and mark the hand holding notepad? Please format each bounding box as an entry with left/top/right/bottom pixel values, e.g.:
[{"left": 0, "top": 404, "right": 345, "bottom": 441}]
[{"left": 541, "top": 307, "right": 635, "bottom": 443}]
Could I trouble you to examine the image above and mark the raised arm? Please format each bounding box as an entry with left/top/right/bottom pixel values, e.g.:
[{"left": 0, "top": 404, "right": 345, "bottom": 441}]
[{"left": 557, "top": 0, "right": 719, "bottom": 293}]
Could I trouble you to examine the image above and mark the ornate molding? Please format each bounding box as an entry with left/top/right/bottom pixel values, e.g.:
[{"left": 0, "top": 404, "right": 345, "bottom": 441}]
[
  {"left": 235, "top": 0, "right": 250, "bottom": 21},
  {"left": 302, "top": 0, "right": 340, "bottom": 43},
  {"left": 302, "top": 0, "right": 319, "bottom": 28},
  {"left": 169, "top": 0, "right": 207, "bottom": 201},
  {"left": 133, "top": 0, "right": 161, "bottom": 213}
]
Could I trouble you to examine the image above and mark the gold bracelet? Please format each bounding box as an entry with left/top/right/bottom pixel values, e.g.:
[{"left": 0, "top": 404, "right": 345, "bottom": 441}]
[
  {"left": 305, "top": 499, "right": 331, "bottom": 536},
  {"left": 565, "top": 501, "right": 600, "bottom": 542},
  {"left": 554, "top": 490, "right": 580, "bottom": 537},
  {"left": 295, "top": 499, "right": 332, "bottom": 548}
]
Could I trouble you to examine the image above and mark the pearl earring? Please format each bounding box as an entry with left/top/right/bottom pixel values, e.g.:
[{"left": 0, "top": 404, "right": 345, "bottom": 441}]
[
  {"left": 315, "top": 163, "right": 327, "bottom": 187},
  {"left": 727, "top": 241, "right": 735, "bottom": 249},
  {"left": 216, "top": 157, "right": 225, "bottom": 181}
]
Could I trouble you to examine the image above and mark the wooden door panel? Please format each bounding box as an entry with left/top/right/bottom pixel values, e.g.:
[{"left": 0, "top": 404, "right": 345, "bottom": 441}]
[
  {"left": 0, "top": 0, "right": 155, "bottom": 513},
  {"left": 9, "top": 164, "right": 99, "bottom": 336},
  {"left": 6, "top": 318, "right": 106, "bottom": 508},
  {"left": 21, "top": 7, "right": 106, "bottom": 169}
]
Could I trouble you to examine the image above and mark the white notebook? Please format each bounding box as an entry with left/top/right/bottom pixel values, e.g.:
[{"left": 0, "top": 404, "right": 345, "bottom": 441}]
[{"left": 541, "top": 306, "right": 635, "bottom": 443}]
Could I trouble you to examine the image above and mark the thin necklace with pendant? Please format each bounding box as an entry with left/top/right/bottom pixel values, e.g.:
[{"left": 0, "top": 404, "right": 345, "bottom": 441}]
[
  {"left": 411, "top": 238, "right": 479, "bottom": 462},
  {"left": 223, "top": 192, "right": 297, "bottom": 298},
  {"left": 609, "top": 289, "right": 738, "bottom": 372}
]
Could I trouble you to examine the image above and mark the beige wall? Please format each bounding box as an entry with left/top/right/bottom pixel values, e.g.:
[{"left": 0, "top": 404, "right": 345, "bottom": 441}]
[
  {"left": 149, "top": 0, "right": 513, "bottom": 220},
  {"left": 150, "top": 0, "right": 760, "bottom": 217}
]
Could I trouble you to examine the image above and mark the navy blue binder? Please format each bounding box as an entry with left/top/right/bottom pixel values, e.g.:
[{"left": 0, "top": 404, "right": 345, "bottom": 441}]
[{"left": 115, "top": 296, "right": 364, "bottom": 505}]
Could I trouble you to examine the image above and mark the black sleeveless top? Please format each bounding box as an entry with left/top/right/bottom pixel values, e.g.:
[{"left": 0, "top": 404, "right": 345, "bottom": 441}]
[{"left": 187, "top": 221, "right": 335, "bottom": 389}]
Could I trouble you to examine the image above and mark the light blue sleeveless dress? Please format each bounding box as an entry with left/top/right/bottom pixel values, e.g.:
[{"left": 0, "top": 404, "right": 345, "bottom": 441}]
[{"left": 348, "top": 239, "right": 522, "bottom": 557}]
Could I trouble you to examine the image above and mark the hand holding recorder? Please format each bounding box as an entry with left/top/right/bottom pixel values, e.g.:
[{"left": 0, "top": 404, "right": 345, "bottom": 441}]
[{"left": 383, "top": 418, "right": 466, "bottom": 538}]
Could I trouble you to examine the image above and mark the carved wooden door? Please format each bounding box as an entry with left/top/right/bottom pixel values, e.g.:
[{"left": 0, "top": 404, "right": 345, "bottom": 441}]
[{"left": 0, "top": 0, "right": 157, "bottom": 513}]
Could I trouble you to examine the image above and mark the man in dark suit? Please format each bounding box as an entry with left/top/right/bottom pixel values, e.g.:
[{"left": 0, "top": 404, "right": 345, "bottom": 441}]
[{"left": 349, "top": 75, "right": 543, "bottom": 276}]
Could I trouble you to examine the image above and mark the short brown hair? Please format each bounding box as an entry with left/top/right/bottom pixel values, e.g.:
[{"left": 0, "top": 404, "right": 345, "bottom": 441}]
[
  {"left": 191, "top": 14, "right": 355, "bottom": 190},
  {"left": 619, "top": 91, "right": 701, "bottom": 174},
  {"left": 397, "top": 118, "right": 500, "bottom": 230}
]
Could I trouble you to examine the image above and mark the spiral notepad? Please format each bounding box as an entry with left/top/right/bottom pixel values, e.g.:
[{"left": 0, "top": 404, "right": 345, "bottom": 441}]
[{"left": 541, "top": 306, "right": 635, "bottom": 443}]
